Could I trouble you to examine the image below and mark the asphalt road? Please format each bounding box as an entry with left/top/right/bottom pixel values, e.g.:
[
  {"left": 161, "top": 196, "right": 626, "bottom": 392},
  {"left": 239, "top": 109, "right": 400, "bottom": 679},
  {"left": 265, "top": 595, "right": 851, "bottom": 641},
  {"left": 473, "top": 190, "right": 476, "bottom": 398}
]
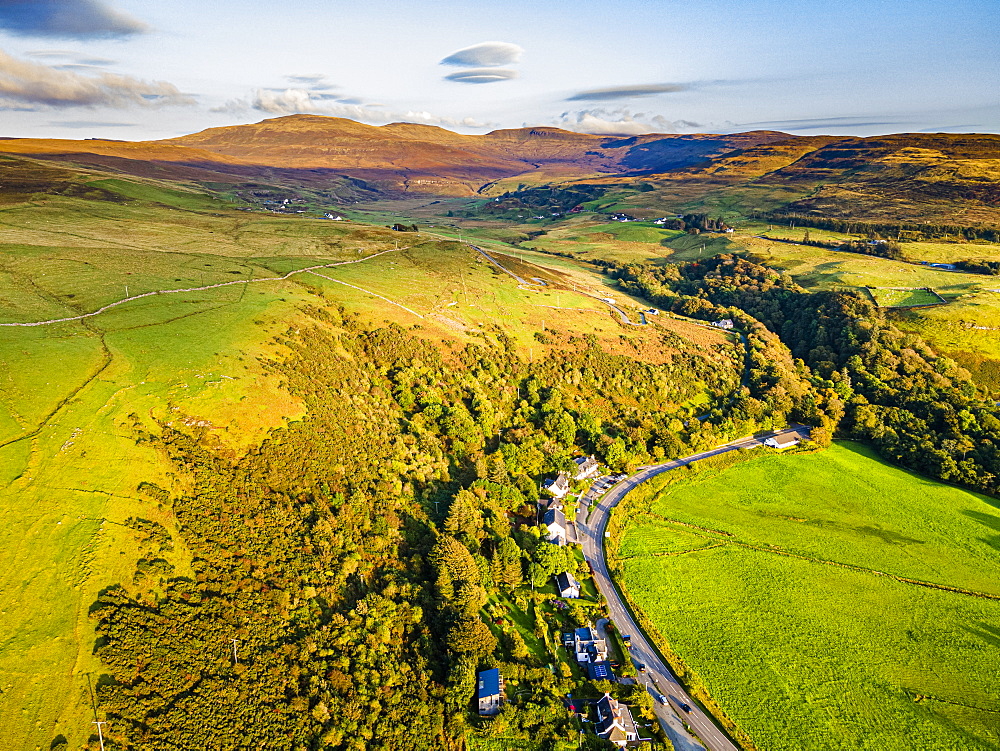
[{"left": 579, "top": 426, "right": 812, "bottom": 751}]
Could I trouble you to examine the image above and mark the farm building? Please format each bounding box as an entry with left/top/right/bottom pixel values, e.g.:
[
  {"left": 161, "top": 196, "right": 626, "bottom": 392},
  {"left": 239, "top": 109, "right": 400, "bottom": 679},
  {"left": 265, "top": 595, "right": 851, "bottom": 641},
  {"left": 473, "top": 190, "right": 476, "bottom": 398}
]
[{"left": 764, "top": 434, "right": 800, "bottom": 449}]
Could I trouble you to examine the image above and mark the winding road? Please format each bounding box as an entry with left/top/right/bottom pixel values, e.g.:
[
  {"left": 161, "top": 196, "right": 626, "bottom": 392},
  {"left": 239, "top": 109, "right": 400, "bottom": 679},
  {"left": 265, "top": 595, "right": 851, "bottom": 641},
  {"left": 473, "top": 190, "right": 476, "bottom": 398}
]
[{"left": 580, "top": 426, "right": 812, "bottom": 751}]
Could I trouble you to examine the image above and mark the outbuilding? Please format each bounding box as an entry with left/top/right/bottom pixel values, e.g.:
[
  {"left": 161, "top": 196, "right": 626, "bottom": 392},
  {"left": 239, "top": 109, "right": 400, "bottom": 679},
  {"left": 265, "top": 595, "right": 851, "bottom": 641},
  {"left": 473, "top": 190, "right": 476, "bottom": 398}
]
[{"left": 764, "top": 434, "right": 800, "bottom": 449}]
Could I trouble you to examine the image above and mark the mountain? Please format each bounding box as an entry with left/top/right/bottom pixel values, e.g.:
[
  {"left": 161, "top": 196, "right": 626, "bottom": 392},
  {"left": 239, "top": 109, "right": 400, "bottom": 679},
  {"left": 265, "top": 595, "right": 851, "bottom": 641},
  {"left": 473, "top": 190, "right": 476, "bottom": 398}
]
[
  {"left": 0, "top": 115, "right": 793, "bottom": 196},
  {"left": 162, "top": 115, "right": 793, "bottom": 194},
  {"left": 1, "top": 117, "right": 998, "bottom": 226}
]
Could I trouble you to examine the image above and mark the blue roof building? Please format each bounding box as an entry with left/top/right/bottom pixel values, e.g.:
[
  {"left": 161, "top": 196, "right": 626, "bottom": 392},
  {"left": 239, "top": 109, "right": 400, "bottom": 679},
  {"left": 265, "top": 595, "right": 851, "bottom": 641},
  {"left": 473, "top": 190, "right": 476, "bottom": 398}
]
[{"left": 477, "top": 668, "right": 505, "bottom": 716}]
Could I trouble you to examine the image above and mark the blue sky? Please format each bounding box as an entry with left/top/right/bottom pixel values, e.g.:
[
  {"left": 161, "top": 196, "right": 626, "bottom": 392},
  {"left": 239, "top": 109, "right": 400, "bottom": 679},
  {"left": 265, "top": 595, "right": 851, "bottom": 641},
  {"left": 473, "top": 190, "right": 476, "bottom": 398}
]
[{"left": 0, "top": 0, "right": 996, "bottom": 139}]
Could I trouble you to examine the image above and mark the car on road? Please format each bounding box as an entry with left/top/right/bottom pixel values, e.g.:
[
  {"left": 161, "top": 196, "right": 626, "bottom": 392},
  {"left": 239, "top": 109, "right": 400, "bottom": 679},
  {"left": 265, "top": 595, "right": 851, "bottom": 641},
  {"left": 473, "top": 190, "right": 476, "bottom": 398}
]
[
  {"left": 679, "top": 702, "right": 692, "bottom": 713},
  {"left": 656, "top": 693, "right": 668, "bottom": 705},
  {"left": 635, "top": 661, "right": 646, "bottom": 673}
]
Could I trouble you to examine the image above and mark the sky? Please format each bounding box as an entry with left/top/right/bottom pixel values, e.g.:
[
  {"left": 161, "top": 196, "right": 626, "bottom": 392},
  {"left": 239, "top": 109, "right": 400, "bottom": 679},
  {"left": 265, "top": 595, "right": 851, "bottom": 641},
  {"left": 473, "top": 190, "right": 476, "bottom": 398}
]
[{"left": 0, "top": 0, "right": 997, "bottom": 140}]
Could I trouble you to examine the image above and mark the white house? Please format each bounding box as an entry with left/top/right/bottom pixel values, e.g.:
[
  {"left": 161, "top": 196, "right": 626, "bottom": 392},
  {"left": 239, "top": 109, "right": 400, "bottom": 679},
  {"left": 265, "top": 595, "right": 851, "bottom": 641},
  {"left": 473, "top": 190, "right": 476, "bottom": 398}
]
[
  {"left": 543, "top": 508, "right": 568, "bottom": 546},
  {"left": 595, "top": 693, "right": 639, "bottom": 748},
  {"left": 555, "top": 571, "right": 581, "bottom": 599},
  {"left": 711, "top": 319, "right": 735, "bottom": 330},
  {"left": 564, "top": 623, "right": 608, "bottom": 664},
  {"left": 543, "top": 472, "right": 570, "bottom": 499},
  {"left": 572, "top": 455, "right": 600, "bottom": 481}
]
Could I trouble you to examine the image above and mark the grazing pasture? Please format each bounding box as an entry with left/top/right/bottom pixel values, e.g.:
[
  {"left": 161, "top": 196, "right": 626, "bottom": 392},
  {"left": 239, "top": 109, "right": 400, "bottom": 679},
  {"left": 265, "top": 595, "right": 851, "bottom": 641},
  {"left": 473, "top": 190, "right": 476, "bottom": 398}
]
[
  {"left": 617, "top": 442, "right": 1000, "bottom": 751},
  {"left": 865, "top": 286, "right": 945, "bottom": 307}
]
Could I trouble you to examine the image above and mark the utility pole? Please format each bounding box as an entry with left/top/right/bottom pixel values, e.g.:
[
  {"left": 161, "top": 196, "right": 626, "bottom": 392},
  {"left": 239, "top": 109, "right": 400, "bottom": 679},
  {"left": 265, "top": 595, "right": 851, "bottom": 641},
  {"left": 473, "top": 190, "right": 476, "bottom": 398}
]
[
  {"left": 93, "top": 720, "right": 107, "bottom": 751},
  {"left": 231, "top": 638, "right": 239, "bottom": 665}
]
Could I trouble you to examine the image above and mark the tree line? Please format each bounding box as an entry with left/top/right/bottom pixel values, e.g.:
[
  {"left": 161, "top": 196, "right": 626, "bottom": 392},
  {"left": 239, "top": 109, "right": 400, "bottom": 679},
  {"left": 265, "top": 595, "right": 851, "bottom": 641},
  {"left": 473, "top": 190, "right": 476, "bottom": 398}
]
[
  {"left": 604, "top": 255, "right": 1000, "bottom": 494},
  {"left": 765, "top": 213, "right": 1000, "bottom": 243}
]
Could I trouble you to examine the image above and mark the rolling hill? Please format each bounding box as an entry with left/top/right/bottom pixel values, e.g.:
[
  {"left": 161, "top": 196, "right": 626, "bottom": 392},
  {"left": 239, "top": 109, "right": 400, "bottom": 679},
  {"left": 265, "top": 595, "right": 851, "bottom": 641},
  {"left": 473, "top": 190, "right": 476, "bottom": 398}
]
[
  {"left": 0, "top": 115, "right": 793, "bottom": 196},
  {"left": 2, "top": 117, "right": 998, "bottom": 227},
  {"left": 599, "top": 132, "right": 1000, "bottom": 228}
]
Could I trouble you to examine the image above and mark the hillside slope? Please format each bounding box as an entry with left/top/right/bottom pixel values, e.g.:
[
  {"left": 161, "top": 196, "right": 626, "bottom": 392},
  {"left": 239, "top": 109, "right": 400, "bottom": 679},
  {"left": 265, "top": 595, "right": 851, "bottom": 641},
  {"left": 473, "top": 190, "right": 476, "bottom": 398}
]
[
  {"left": 605, "top": 133, "right": 1000, "bottom": 228},
  {"left": 0, "top": 115, "right": 792, "bottom": 196},
  {"left": 0, "top": 164, "right": 747, "bottom": 749}
]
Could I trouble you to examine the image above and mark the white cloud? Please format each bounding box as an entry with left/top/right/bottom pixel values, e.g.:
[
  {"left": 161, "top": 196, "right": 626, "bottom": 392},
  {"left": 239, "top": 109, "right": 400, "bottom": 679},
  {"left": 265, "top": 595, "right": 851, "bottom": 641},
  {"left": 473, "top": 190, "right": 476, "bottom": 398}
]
[
  {"left": 444, "top": 68, "right": 518, "bottom": 84},
  {"left": 554, "top": 108, "right": 703, "bottom": 135},
  {"left": 0, "top": 47, "right": 194, "bottom": 109},
  {"left": 285, "top": 73, "right": 336, "bottom": 90},
  {"left": 26, "top": 49, "right": 116, "bottom": 66},
  {"left": 214, "top": 88, "right": 490, "bottom": 129},
  {"left": 440, "top": 41, "right": 522, "bottom": 67}
]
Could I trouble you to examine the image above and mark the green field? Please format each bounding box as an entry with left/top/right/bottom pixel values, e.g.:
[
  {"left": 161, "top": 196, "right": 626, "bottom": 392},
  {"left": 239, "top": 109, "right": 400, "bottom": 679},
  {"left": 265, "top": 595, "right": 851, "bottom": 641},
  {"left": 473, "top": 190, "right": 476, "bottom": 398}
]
[
  {"left": 617, "top": 442, "right": 1000, "bottom": 751},
  {"left": 866, "top": 287, "right": 945, "bottom": 307}
]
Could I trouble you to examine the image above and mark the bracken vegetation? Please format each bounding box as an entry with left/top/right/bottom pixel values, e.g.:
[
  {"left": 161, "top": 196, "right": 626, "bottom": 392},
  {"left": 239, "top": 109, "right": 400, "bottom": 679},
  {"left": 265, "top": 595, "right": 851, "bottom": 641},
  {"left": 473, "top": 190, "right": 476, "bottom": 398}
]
[{"left": 89, "top": 306, "right": 748, "bottom": 750}]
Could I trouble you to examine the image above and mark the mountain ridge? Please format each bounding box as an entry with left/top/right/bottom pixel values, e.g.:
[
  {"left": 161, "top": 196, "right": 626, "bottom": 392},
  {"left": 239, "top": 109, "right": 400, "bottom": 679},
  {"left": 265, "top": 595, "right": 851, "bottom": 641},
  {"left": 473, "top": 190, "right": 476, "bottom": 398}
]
[{"left": 0, "top": 115, "right": 997, "bottom": 223}]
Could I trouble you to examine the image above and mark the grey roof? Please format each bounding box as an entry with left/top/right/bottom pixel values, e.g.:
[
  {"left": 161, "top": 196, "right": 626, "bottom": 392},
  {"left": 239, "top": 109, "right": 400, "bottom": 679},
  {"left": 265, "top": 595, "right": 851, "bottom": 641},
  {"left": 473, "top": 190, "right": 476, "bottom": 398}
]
[
  {"left": 477, "top": 668, "right": 501, "bottom": 699},
  {"left": 543, "top": 508, "right": 566, "bottom": 528},
  {"left": 595, "top": 694, "right": 635, "bottom": 740},
  {"left": 555, "top": 571, "right": 579, "bottom": 592}
]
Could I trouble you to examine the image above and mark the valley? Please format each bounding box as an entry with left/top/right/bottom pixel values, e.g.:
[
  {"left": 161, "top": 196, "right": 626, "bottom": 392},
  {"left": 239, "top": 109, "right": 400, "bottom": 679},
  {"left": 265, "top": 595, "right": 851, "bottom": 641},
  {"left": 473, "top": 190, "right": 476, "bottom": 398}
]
[{"left": 1, "top": 116, "right": 999, "bottom": 751}]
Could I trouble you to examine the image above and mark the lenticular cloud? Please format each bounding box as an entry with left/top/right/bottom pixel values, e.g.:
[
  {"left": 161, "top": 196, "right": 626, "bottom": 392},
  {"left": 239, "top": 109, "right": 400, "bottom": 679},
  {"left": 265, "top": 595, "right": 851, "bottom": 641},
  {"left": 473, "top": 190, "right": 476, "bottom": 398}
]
[
  {"left": 440, "top": 41, "right": 523, "bottom": 68},
  {"left": 444, "top": 68, "right": 518, "bottom": 84}
]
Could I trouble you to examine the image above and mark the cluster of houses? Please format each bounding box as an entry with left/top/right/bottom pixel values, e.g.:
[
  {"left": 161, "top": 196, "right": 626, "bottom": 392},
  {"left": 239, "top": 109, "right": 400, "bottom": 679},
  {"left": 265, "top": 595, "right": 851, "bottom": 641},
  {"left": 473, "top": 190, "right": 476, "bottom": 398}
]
[
  {"left": 540, "top": 455, "right": 599, "bottom": 547},
  {"left": 475, "top": 454, "right": 646, "bottom": 746},
  {"left": 563, "top": 625, "right": 641, "bottom": 746},
  {"left": 478, "top": 624, "right": 640, "bottom": 747}
]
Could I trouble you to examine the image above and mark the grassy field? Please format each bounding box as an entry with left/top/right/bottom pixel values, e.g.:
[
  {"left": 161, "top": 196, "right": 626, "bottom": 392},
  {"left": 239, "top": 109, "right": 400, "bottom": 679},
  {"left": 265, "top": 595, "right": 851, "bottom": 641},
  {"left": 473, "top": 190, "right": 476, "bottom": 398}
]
[
  {"left": 617, "top": 442, "right": 1000, "bottom": 751},
  {"left": 865, "top": 287, "right": 945, "bottom": 307}
]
